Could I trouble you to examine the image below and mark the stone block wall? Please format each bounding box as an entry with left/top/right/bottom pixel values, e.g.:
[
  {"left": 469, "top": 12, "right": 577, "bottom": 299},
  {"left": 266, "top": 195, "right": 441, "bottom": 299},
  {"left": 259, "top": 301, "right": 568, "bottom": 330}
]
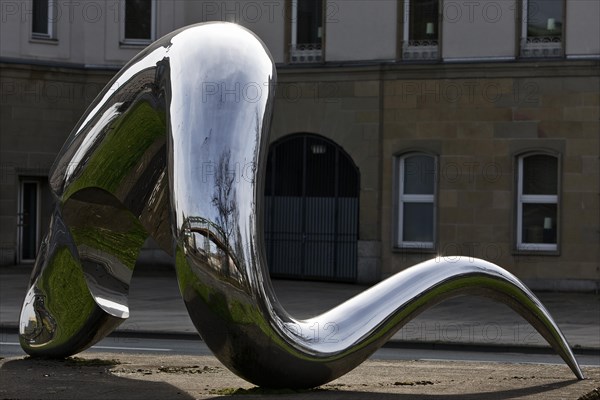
[
  {"left": 0, "top": 63, "right": 113, "bottom": 265},
  {"left": 1, "top": 60, "right": 598, "bottom": 289},
  {"left": 271, "top": 70, "right": 383, "bottom": 283},
  {"left": 380, "top": 61, "right": 599, "bottom": 287}
]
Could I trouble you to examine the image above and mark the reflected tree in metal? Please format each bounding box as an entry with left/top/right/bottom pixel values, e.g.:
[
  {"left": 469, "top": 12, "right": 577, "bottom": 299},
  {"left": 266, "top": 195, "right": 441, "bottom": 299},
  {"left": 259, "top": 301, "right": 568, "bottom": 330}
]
[{"left": 19, "top": 22, "right": 584, "bottom": 388}]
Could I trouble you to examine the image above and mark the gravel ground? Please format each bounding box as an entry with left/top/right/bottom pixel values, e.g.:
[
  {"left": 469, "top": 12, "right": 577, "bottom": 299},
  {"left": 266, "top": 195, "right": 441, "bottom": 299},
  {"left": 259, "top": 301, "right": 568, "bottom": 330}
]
[{"left": 1, "top": 353, "right": 598, "bottom": 400}]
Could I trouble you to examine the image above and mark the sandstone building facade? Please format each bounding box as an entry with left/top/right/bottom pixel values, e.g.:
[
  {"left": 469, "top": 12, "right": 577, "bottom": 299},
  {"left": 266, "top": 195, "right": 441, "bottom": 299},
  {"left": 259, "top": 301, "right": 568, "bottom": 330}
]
[{"left": 1, "top": 0, "right": 598, "bottom": 290}]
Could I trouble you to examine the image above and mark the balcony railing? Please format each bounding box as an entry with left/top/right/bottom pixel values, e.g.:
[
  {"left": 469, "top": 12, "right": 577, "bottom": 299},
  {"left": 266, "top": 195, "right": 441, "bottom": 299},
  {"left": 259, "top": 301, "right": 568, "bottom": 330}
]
[
  {"left": 521, "top": 36, "right": 562, "bottom": 58},
  {"left": 403, "top": 40, "right": 439, "bottom": 61},
  {"left": 290, "top": 43, "right": 323, "bottom": 64}
]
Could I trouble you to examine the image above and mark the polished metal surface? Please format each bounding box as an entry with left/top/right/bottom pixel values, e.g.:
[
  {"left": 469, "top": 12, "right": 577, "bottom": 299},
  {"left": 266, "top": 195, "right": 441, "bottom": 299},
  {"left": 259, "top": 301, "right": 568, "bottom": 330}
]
[{"left": 19, "top": 22, "right": 583, "bottom": 388}]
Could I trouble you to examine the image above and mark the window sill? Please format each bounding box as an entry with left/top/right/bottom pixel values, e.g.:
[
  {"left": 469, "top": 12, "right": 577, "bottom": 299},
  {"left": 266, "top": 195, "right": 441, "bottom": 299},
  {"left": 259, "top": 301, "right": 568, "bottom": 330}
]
[
  {"left": 513, "top": 248, "right": 560, "bottom": 257},
  {"left": 392, "top": 246, "right": 436, "bottom": 254},
  {"left": 120, "top": 40, "right": 152, "bottom": 49},
  {"left": 29, "top": 37, "right": 58, "bottom": 45}
]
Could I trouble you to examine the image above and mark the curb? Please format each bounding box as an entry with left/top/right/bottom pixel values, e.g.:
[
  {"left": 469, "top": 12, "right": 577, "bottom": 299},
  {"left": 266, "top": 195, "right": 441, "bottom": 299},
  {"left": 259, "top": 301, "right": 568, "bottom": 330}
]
[{"left": 3, "top": 325, "right": 598, "bottom": 356}]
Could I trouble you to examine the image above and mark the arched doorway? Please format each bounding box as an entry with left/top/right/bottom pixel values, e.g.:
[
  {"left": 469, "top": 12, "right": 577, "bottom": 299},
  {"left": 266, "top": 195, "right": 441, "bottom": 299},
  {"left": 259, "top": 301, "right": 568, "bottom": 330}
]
[{"left": 264, "top": 133, "right": 360, "bottom": 282}]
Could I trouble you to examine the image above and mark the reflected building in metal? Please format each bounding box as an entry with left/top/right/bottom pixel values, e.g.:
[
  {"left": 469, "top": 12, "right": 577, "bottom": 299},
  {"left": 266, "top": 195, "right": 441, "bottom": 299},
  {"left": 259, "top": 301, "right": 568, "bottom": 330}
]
[{"left": 19, "top": 23, "right": 583, "bottom": 388}]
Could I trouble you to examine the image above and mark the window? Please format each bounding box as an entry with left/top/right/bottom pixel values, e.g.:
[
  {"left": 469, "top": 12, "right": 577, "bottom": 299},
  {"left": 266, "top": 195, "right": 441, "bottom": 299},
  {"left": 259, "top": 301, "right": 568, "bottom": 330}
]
[
  {"left": 18, "top": 180, "right": 40, "bottom": 262},
  {"left": 290, "top": 0, "right": 323, "bottom": 63},
  {"left": 395, "top": 153, "right": 437, "bottom": 249},
  {"left": 31, "top": 0, "right": 56, "bottom": 39},
  {"left": 516, "top": 153, "right": 560, "bottom": 252},
  {"left": 122, "top": 0, "right": 156, "bottom": 45},
  {"left": 521, "top": 0, "right": 564, "bottom": 57},
  {"left": 402, "top": 0, "right": 439, "bottom": 60}
]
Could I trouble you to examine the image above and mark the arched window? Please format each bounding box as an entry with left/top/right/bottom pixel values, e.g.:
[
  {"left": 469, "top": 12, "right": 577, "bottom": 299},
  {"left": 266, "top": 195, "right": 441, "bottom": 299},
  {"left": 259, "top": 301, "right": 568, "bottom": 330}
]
[
  {"left": 395, "top": 153, "right": 437, "bottom": 249},
  {"left": 516, "top": 152, "right": 560, "bottom": 252},
  {"left": 264, "top": 133, "right": 360, "bottom": 282}
]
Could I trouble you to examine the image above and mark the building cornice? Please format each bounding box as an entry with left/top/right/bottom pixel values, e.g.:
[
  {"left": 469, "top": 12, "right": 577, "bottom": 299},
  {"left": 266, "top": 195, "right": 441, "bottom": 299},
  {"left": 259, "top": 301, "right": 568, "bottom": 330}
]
[
  {"left": 2, "top": 57, "right": 598, "bottom": 83},
  {"left": 276, "top": 59, "right": 600, "bottom": 82},
  {"left": 0, "top": 57, "right": 123, "bottom": 73}
]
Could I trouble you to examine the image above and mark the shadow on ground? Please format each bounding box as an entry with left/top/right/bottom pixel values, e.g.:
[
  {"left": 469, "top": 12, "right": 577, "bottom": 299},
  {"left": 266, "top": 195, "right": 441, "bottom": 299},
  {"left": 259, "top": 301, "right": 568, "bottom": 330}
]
[
  {"left": 0, "top": 355, "right": 589, "bottom": 400},
  {"left": 203, "top": 380, "right": 579, "bottom": 400},
  {"left": 0, "top": 357, "right": 195, "bottom": 400}
]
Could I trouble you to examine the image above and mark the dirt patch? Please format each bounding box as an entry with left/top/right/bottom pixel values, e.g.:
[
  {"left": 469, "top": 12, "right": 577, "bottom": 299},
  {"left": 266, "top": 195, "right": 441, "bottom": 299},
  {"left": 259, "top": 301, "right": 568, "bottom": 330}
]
[{"left": 112, "top": 364, "right": 222, "bottom": 376}]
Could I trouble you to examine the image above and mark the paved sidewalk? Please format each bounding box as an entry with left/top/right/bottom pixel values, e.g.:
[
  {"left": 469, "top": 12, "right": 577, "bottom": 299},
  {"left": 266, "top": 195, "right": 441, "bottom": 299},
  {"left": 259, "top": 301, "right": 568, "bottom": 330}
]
[{"left": 1, "top": 265, "right": 599, "bottom": 351}]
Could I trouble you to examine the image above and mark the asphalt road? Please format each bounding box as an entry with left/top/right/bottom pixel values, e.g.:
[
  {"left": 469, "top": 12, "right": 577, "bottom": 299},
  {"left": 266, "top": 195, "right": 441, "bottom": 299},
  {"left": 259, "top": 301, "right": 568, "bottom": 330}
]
[{"left": 2, "top": 332, "right": 599, "bottom": 367}]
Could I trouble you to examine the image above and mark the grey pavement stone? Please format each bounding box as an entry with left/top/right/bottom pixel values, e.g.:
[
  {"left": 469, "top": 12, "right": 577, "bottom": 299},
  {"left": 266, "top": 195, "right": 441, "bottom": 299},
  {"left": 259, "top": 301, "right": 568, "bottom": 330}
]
[{"left": 1, "top": 265, "right": 599, "bottom": 350}]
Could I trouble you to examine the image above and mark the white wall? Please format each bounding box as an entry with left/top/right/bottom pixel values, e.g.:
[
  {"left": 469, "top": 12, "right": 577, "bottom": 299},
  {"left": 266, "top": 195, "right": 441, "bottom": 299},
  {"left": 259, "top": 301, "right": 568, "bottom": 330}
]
[
  {"left": 326, "top": 0, "right": 397, "bottom": 62},
  {"left": 0, "top": 0, "right": 73, "bottom": 61},
  {"left": 0, "top": 0, "right": 177, "bottom": 66},
  {"left": 0, "top": 0, "right": 26, "bottom": 58},
  {"left": 2, "top": 0, "right": 599, "bottom": 66},
  {"left": 566, "top": 0, "right": 600, "bottom": 57},
  {"left": 181, "top": 0, "right": 286, "bottom": 64},
  {"left": 442, "top": 0, "right": 516, "bottom": 60},
  {"left": 104, "top": 0, "right": 177, "bottom": 65}
]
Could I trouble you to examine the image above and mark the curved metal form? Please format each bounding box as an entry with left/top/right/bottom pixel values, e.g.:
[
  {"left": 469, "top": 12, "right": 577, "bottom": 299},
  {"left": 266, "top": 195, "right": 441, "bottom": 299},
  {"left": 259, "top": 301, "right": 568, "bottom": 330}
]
[{"left": 19, "top": 22, "right": 583, "bottom": 388}]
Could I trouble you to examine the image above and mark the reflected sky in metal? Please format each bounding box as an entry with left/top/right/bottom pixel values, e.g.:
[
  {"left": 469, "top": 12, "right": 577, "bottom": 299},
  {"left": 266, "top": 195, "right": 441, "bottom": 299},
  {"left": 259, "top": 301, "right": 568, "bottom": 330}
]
[{"left": 19, "top": 22, "right": 583, "bottom": 388}]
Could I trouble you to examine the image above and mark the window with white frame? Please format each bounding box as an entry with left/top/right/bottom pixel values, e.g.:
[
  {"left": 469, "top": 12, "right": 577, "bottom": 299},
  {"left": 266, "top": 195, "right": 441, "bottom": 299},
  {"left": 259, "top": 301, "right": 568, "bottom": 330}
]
[
  {"left": 516, "top": 153, "right": 560, "bottom": 252},
  {"left": 395, "top": 153, "right": 437, "bottom": 249},
  {"left": 290, "top": 0, "right": 323, "bottom": 63},
  {"left": 122, "top": 0, "right": 155, "bottom": 45},
  {"left": 402, "top": 0, "right": 439, "bottom": 60},
  {"left": 521, "top": 0, "right": 564, "bottom": 58},
  {"left": 31, "top": 0, "right": 56, "bottom": 39}
]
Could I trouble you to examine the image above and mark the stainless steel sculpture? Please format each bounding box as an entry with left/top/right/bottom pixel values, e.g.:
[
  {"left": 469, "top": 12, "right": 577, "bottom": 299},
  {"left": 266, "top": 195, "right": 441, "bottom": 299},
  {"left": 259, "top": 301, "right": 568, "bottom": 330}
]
[{"left": 19, "top": 22, "right": 583, "bottom": 388}]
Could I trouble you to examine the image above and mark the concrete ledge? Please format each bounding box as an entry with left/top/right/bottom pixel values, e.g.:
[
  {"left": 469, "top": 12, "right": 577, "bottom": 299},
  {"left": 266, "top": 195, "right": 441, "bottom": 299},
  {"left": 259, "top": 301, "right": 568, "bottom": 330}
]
[{"left": 523, "top": 279, "right": 600, "bottom": 293}]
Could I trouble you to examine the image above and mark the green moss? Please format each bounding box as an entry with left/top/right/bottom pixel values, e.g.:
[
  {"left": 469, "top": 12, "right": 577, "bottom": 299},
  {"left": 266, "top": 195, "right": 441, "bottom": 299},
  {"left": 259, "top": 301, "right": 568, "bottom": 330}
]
[
  {"left": 37, "top": 247, "right": 96, "bottom": 343},
  {"left": 70, "top": 219, "right": 147, "bottom": 270},
  {"left": 174, "top": 245, "right": 310, "bottom": 358},
  {"left": 64, "top": 101, "right": 166, "bottom": 200}
]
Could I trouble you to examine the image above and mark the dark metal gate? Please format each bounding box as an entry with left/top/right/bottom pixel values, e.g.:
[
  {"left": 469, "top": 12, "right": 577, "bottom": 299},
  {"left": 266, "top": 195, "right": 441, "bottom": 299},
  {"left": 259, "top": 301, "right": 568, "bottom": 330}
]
[{"left": 264, "top": 134, "right": 359, "bottom": 282}]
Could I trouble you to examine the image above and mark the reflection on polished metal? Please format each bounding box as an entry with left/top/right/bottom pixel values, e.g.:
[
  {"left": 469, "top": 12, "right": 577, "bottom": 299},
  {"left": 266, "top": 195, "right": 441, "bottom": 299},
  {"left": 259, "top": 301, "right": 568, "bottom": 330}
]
[{"left": 19, "top": 22, "right": 583, "bottom": 388}]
